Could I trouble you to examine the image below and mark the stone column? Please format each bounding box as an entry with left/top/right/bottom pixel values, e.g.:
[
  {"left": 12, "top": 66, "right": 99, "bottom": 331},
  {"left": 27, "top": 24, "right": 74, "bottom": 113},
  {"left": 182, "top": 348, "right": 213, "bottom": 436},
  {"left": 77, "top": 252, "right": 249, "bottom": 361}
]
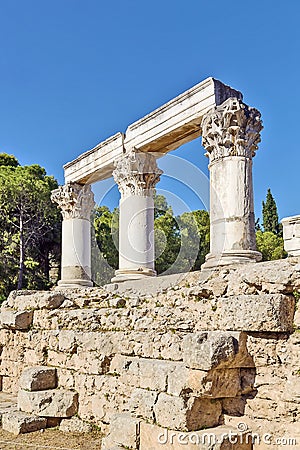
[
  {"left": 112, "top": 152, "right": 162, "bottom": 282},
  {"left": 201, "top": 97, "right": 263, "bottom": 269},
  {"left": 51, "top": 183, "right": 95, "bottom": 287}
]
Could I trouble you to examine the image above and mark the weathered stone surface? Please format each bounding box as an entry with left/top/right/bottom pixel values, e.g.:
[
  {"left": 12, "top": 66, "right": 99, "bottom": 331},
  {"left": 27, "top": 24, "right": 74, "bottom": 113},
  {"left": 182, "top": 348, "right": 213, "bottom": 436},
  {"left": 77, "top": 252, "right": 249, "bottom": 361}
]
[
  {"left": 0, "top": 257, "right": 300, "bottom": 444},
  {"left": 18, "top": 389, "right": 78, "bottom": 417},
  {"left": 128, "top": 388, "right": 158, "bottom": 420},
  {"left": 5, "top": 291, "right": 65, "bottom": 310},
  {"left": 19, "top": 366, "right": 57, "bottom": 391},
  {"left": 167, "top": 366, "right": 241, "bottom": 398},
  {"left": 154, "top": 393, "right": 222, "bottom": 431},
  {"left": 101, "top": 414, "right": 140, "bottom": 449},
  {"left": 182, "top": 332, "right": 240, "bottom": 370},
  {"left": 0, "top": 309, "right": 33, "bottom": 330},
  {"left": 282, "top": 215, "right": 300, "bottom": 257},
  {"left": 0, "top": 392, "right": 18, "bottom": 417},
  {"left": 213, "top": 294, "right": 294, "bottom": 332},
  {"left": 2, "top": 411, "right": 47, "bottom": 435},
  {"left": 59, "top": 416, "right": 93, "bottom": 433},
  {"left": 140, "top": 422, "right": 253, "bottom": 450}
]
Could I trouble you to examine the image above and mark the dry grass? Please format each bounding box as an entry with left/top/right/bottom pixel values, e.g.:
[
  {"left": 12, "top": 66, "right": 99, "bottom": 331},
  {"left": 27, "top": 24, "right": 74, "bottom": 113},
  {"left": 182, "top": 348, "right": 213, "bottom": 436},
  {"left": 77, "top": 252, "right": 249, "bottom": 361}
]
[{"left": 0, "top": 428, "right": 103, "bottom": 450}]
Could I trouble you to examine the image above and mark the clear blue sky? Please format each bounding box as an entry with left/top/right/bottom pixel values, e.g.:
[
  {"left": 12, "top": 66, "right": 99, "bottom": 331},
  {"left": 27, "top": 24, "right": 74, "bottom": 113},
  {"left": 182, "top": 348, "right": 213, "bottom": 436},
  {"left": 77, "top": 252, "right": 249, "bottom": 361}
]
[{"left": 1, "top": 0, "right": 299, "bottom": 220}]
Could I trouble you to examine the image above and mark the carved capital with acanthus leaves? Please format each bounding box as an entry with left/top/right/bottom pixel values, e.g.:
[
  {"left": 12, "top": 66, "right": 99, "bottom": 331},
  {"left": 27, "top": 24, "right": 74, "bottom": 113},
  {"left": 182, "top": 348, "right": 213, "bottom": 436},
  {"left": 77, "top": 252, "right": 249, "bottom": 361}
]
[
  {"left": 51, "top": 182, "right": 95, "bottom": 220},
  {"left": 113, "top": 152, "right": 163, "bottom": 198},
  {"left": 201, "top": 97, "right": 263, "bottom": 163}
]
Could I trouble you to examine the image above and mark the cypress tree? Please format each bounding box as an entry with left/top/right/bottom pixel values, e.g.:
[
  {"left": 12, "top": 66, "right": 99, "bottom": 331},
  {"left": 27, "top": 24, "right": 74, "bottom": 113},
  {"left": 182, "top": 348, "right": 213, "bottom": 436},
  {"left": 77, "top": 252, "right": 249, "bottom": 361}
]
[{"left": 262, "top": 189, "right": 281, "bottom": 235}]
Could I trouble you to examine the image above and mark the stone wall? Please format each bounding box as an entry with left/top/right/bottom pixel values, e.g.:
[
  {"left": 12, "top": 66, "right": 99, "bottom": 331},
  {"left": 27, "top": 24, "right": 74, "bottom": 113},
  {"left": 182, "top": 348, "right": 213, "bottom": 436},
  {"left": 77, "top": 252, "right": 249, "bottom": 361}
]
[{"left": 0, "top": 257, "right": 299, "bottom": 449}]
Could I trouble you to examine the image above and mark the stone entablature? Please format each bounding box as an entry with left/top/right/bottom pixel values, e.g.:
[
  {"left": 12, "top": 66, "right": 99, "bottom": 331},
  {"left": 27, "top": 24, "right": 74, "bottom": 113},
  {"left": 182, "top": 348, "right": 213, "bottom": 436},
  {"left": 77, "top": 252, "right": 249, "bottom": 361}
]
[{"left": 63, "top": 78, "right": 243, "bottom": 185}]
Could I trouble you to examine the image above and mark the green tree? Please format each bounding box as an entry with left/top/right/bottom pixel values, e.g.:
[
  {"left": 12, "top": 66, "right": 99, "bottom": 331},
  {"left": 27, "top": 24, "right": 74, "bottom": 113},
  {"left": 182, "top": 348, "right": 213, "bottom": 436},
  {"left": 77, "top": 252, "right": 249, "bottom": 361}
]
[
  {"left": 0, "top": 153, "right": 20, "bottom": 168},
  {"left": 93, "top": 195, "right": 211, "bottom": 281},
  {"left": 155, "top": 209, "right": 180, "bottom": 274},
  {"left": 0, "top": 159, "right": 61, "bottom": 299},
  {"left": 92, "top": 206, "right": 119, "bottom": 285},
  {"left": 262, "top": 189, "right": 281, "bottom": 235},
  {"left": 177, "top": 210, "right": 210, "bottom": 271},
  {"left": 256, "top": 230, "right": 286, "bottom": 261}
]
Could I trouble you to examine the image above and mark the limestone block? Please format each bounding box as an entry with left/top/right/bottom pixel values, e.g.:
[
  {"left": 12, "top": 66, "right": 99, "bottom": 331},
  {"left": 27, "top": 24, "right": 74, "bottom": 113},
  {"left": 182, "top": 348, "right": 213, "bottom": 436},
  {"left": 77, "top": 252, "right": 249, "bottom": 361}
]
[
  {"left": 2, "top": 374, "right": 20, "bottom": 394},
  {"left": 154, "top": 393, "right": 222, "bottom": 431},
  {"left": 108, "top": 296, "right": 126, "bottom": 308},
  {"left": 102, "top": 414, "right": 140, "bottom": 449},
  {"left": 128, "top": 388, "right": 158, "bottom": 420},
  {"left": 5, "top": 291, "right": 65, "bottom": 310},
  {"left": 282, "top": 215, "right": 300, "bottom": 256},
  {"left": 283, "top": 374, "right": 300, "bottom": 402},
  {"left": 59, "top": 330, "right": 77, "bottom": 352},
  {"left": 0, "top": 309, "right": 33, "bottom": 330},
  {"left": 215, "top": 294, "right": 295, "bottom": 332},
  {"left": 32, "top": 310, "right": 58, "bottom": 330},
  {"left": 167, "top": 366, "right": 241, "bottom": 398},
  {"left": 57, "top": 368, "right": 75, "bottom": 390},
  {"left": 69, "top": 352, "right": 111, "bottom": 375},
  {"left": 225, "top": 258, "right": 300, "bottom": 295},
  {"left": 2, "top": 411, "right": 47, "bottom": 435},
  {"left": 182, "top": 332, "right": 239, "bottom": 370},
  {"left": 59, "top": 417, "right": 93, "bottom": 433},
  {"left": 140, "top": 422, "right": 252, "bottom": 450},
  {"left": 246, "top": 334, "right": 288, "bottom": 368},
  {"left": 18, "top": 388, "right": 78, "bottom": 417},
  {"left": 19, "top": 366, "right": 57, "bottom": 391},
  {"left": 110, "top": 354, "right": 178, "bottom": 391},
  {"left": 137, "top": 358, "right": 174, "bottom": 391},
  {"left": 47, "top": 350, "right": 68, "bottom": 368}
]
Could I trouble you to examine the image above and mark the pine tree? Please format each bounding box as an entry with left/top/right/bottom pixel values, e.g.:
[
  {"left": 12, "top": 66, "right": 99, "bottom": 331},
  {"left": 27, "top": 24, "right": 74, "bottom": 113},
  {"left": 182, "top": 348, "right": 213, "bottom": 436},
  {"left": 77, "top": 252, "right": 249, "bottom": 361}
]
[{"left": 262, "top": 189, "right": 281, "bottom": 235}]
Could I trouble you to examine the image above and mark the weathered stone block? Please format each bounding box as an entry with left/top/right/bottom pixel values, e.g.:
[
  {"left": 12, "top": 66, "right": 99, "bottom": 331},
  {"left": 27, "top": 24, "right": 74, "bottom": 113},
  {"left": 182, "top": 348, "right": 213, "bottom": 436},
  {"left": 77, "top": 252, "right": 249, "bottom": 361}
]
[
  {"left": 110, "top": 354, "right": 177, "bottom": 391},
  {"left": 154, "top": 393, "right": 222, "bottom": 431},
  {"left": 59, "top": 416, "right": 93, "bottom": 432},
  {"left": 167, "top": 366, "right": 241, "bottom": 398},
  {"left": 215, "top": 294, "right": 295, "bottom": 332},
  {"left": 102, "top": 414, "right": 140, "bottom": 449},
  {"left": 2, "top": 411, "right": 47, "bottom": 434},
  {"left": 19, "top": 366, "right": 57, "bottom": 391},
  {"left": 0, "top": 309, "right": 33, "bottom": 331},
  {"left": 182, "top": 332, "right": 239, "bottom": 370},
  {"left": 129, "top": 388, "right": 158, "bottom": 420},
  {"left": 5, "top": 291, "right": 65, "bottom": 310},
  {"left": 18, "top": 388, "right": 78, "bottom": 417}
]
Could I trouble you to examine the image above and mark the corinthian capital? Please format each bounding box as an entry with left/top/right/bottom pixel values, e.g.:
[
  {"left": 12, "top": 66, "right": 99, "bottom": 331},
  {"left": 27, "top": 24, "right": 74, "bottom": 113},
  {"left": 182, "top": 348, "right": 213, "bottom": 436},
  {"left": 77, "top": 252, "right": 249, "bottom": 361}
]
[
  {"left": 51, "top": 183, "right": 95, "bottom": 219},
  {"left": 201, "top": 97, "right": 263, "bottom": 162},
  {"left": 113, "top": 152, "right": 163, "bottom": 198}
]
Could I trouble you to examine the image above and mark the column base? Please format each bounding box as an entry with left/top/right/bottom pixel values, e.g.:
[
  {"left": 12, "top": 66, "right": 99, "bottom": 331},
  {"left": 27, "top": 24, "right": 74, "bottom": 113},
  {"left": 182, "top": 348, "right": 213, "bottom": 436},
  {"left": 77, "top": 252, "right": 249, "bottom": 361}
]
[
  {"left": 56, "top": 279, "right": 93, "bottom": 288},
  {"left": 201, "top": 250, "right": 262, "bottom": 271},
  {"left": 111, "top": 268, "right": 157, "bottom": 283}
]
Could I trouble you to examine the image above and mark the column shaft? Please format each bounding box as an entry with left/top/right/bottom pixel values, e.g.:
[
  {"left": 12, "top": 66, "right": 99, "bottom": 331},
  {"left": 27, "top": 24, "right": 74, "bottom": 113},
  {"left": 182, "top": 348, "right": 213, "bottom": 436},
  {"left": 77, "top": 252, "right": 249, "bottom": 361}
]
[
  {"left": 112, "top": 152, "right": 162, "bottom": 282},
  {"left": 51, "top": 183, "right": 95, "bottom": 287},
  {"left": 201, "top": 97, "right": 263, "bottom": 269}
]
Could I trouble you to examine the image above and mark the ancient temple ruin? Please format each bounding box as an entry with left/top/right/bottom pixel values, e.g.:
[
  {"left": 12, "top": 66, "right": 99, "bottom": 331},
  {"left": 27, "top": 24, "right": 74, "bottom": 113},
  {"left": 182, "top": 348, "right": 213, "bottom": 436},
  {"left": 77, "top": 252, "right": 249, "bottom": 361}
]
[
  {"left": 0, "top": 78, "right": 300, "bottom": 449},
  {"left": 51, "top": 78, "right": 263, "bottom": 286}
]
